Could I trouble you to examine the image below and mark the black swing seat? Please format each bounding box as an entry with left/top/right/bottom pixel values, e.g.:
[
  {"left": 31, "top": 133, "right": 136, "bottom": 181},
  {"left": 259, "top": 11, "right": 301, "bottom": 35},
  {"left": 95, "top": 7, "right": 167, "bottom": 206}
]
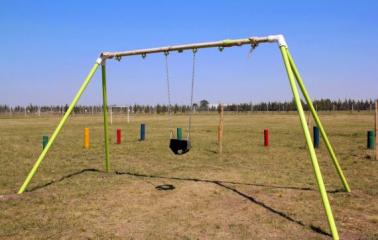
[{"left": 169, "top": 139, "right": 191, "bottom": 155}]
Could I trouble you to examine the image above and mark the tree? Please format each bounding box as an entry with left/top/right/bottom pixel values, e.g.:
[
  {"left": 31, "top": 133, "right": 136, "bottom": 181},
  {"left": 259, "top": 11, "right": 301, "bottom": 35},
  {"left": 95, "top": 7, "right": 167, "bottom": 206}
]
[
  {"left": 173, "top": 104, "right": 179, "bottom": 114},
  {"left": 199, "top": 100, "right": 209, "bottom": 111}
]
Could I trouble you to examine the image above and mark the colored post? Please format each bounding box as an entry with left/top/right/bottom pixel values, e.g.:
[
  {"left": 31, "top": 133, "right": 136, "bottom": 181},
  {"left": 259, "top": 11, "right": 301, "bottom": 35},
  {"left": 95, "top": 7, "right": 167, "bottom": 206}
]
[
  {"left": 127, "top": 107, "right": 130, "bottom": 123},
  {"left": 375, "top": 100, "right": 378, "bottom": 160},
  {"left": 307, "top": 110, "right": 312, "bottom": 129},
  {"left": 18, "top": 59, "right": 101, "bottom": 194},
  {"left": 217, "top": 125, "right": 221, "bottom": 144},
  {"left": 140, "top": 123, "right": 145, "bottom": 141},
  {"left": 280, "top": 46, "right": 339, "bottom": 240},
  {"left": 84, "top": 128, "right": 90, "bottom": 149},
  {"left": 117, "top": 129, "right": 122, "bottom": 144},
  {"left": 367, "top": 131, "right": 374, "bottom": 149},
  {"left": 218, "top": 104, "right": 224, "bottom": 153},
  {"left": 110, "top": 106, "right": 113, "bottom": 125},
  {"left": 42, "top": 136, "right": 48, "bottom": 149},
  {"left": 102, "top": 63, "right": 110, "bottom": 172},
  {"left": 177, "top": 128, "right": 182, "bottom": 140},
  {"left": 313, "top": 126, "right": 320, "bottom": 148},
  {"left": 264, "top": 129, "right": 269, "bottom": 146},
  {"left": 287, "top": 49, "right": 351, "bottom": 193}
]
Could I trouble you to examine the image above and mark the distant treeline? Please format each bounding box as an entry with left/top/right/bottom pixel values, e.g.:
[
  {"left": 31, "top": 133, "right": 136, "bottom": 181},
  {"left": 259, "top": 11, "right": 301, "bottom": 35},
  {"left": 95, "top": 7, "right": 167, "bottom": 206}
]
[{"left": 0, "top": 98, "right": 376, "bottom": 114}]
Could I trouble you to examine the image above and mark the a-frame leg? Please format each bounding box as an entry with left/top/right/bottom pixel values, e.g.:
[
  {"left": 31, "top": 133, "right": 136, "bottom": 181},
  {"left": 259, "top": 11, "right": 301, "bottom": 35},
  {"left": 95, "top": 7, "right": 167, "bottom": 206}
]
[
  {"left": 101, "top": 62, "right": 110, "bottom": 172},
  {"left": 18, "top": 59, "right": 102, "bottom": 194},
  {"left": 279, "top": 46, "right": 339, "bottom": 240},
  {"left": 286, "top": 49, "right": 350, "bottom": 192}
]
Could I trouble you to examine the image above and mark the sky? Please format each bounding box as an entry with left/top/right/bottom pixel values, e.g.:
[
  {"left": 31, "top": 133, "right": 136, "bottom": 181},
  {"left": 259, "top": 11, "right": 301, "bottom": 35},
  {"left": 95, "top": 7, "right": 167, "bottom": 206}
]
[{"left": 0, "top": 0, "right": 377, "bottom": 106}]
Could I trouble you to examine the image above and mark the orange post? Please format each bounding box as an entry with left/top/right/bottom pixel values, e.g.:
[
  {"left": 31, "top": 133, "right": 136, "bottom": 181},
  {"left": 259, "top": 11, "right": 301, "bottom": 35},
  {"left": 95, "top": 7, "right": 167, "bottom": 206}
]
[{"left": 84, "top": 128, "right": 90, "bottom": 149}]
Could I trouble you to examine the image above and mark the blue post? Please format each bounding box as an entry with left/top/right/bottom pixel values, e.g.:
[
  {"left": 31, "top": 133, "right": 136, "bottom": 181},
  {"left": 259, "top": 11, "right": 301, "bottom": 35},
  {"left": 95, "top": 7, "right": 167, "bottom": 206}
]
[
  {"left": 313, "top": 126, "right": 319, "bottom": 148},
  {"left": 140, "top": 123, "right": 145, "bottom": 141}
]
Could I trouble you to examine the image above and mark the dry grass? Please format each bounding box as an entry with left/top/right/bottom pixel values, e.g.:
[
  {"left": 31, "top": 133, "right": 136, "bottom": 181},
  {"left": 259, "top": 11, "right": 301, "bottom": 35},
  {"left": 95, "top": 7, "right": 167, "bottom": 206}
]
[{"left": 0, "top": 112, "right": 377, "bottom": 239}]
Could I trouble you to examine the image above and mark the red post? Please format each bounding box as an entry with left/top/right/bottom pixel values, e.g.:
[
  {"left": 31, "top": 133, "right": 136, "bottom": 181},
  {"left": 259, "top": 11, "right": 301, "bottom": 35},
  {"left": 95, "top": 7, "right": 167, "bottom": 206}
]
[
  {"left": 264, "top": 129, "right": 269, "bottom": 147},
  {"left": 117, "top": 129, "right": 121, "bottom": 144}
]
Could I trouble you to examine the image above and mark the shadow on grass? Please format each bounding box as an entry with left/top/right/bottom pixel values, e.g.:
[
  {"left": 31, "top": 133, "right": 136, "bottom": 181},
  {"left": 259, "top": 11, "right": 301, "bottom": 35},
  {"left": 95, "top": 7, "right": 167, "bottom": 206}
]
[
  {"left": 213, "top": 181, "right": 331, "bottom": 237},
  {"left": 115, "top": 170, "right": 332, "bottom": 238},
  {"left": 114, "top": 170, "right": 344, "bottom": 194},
  {"left": 26, "top": 168, "right": 102, "bottom": 192},
  {"left": 26, "top": 168, "right": 337, "bottom": 238}
]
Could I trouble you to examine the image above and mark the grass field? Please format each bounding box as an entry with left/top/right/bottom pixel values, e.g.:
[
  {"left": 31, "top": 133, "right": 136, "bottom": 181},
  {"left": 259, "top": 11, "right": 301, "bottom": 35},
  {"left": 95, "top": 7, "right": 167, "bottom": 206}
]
[{"left": 0, "top": 112, "right": 377, "bottom": 239}]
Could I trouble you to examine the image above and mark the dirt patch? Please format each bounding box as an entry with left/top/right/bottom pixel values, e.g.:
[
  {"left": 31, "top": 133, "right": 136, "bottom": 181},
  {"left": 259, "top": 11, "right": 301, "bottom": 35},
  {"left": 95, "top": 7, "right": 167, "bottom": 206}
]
[{"left": 0, "top": 194, "right": 20, "bottom": 201}]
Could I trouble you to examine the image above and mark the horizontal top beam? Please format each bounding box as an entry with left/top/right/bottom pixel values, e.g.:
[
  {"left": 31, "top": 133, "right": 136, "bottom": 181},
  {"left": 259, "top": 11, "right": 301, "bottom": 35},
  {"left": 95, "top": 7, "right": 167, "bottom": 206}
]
[{"left": 100, "top": 34, "right": 287, "bottom": 61}]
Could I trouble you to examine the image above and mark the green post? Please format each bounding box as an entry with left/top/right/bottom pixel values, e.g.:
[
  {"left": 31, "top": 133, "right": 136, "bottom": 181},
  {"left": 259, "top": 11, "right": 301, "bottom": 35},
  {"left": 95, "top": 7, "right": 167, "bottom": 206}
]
[
  {"left": 102, "top": 62, "right": 110, "bottom": 172},
  {"left": 42, "top": 135, "right": 49, "bottom": 149},
  {"left": 280, "top": 46, "right": 339, "bottom": 240},
  {"left": 18, "top": 59, "right": 101, "bottom": 194},
  {"left": 367, "top": 131, "right": 375, "bottom": 149},
  {"left": 177, "top": 128, "right": 183, "bottom": 140},
  {"left": 287, "top": 49, "right": 351, "bottom": 193}
]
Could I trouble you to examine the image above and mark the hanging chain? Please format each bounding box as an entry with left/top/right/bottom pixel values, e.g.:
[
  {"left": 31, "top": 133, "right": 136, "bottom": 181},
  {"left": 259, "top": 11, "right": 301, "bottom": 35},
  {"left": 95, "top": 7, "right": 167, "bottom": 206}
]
[
  {"left": 248, "top": 40, "right": 259, "bottom": 58},
  {"left": 187, "top": 48, "right": 197, "bottom": 140},
  {"left": 164, "top": 51, "right": 174, "bottom": 138}
]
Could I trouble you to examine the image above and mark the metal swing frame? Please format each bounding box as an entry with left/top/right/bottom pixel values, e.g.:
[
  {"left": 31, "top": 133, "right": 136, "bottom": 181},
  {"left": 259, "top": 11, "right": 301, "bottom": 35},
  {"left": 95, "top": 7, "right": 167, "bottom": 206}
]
[{"left": 17, "top": 34, "right": 350, "bottom": 240}]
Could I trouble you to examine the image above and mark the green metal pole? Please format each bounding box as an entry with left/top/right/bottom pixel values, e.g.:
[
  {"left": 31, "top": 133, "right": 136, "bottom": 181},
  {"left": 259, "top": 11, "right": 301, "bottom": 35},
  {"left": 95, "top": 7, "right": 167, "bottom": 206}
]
[
  {"left": 101, "top": 62, "right": 110, "bottom": 172},
  {"left": 280, "top": 46, "right": 339, "bottom": 240},
  {"left": 287, "top": 49, "right": 351, "bottom": 193},
  {"left": 18, "top": 59, "right": 101, "bottom": 194}
]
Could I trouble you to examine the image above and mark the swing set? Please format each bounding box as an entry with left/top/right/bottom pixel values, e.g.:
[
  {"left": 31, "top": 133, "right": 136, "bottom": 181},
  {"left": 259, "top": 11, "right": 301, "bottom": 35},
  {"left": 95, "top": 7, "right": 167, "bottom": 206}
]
[
  {"left": 17, "top": 34, "right": 350, "bottom": 240},
  {"left": 164, "top": 48, "right": 197, "bottom": 155}
]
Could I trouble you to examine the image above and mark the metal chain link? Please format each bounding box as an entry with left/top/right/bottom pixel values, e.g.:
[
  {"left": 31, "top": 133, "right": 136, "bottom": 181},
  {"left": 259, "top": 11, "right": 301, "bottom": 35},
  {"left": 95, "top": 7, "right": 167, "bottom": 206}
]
[
  {"left": 165, "top": 49, "right": 197, "bottom": 141},
  {"left": 164, "top": 51, "right": 174, "bottom": 138},
  {"left": 187, "top": 48, "right": 197, "bottom": 140}
]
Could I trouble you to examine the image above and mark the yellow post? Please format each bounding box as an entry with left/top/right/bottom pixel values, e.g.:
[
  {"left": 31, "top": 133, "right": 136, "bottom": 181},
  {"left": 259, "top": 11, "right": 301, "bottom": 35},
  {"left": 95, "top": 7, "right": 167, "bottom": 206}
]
[
  {"left": 280, "top": 46, "right": 339, "bottom": 240},
  {"left": 102, "top": 62, "right": 110, "bottom": 172},
  {"left": 18, "top": 59, "right": 101, "bottom": 194},
  {"left": 287, "top": 49, "right": 351, "bottom": 193},
  {"left": 84, "top": 128, "right": 90, "bottom": 149}
]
